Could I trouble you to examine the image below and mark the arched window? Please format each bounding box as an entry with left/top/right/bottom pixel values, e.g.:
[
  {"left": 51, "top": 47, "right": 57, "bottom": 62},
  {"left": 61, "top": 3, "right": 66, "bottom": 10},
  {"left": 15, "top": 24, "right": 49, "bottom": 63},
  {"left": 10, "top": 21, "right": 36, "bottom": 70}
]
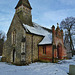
[
  {"left": 21, "top": 38, "right": 26, "bottom": 62},
  {"left": 12, "top": 30, "right": 16, "bottom": 44},
  {"left": 21, "top": 42, "right": 25, "bottom": 62},
  {"left": 21, "top": 42, "right": 25, "bottom": 53},
  {"left": 43, "top": 46, "right": 46, "bottom": 54}
]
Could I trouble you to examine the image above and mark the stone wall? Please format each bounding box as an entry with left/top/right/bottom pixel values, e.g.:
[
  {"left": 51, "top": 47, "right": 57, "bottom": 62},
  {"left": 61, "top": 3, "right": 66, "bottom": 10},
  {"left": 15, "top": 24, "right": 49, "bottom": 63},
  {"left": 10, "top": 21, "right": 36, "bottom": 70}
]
[
  {"left": 16, "top": 5, "right": 33, "bottom": 26},
  {"left": 69, "top": 65, "right": 75, "bottom": 75},
  {"left": 2, "top": 0, "right": 45, "bottom": 65},
  {"left": 2, "top": 12, "right": 44, "bottom": 65},
  {"left": 2, "top": 14, "right": 26, "bottom": 64},
  {"left": 26, "top": 33, "right": 43, "bottom": 63}
]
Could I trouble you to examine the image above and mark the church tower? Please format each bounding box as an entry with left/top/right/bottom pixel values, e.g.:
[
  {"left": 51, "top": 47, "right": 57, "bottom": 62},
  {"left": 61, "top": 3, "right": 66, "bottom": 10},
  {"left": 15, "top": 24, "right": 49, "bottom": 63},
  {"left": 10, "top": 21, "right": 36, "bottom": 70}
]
[{"left": 15, "top": 0, "right": 33, "bottom": 26}]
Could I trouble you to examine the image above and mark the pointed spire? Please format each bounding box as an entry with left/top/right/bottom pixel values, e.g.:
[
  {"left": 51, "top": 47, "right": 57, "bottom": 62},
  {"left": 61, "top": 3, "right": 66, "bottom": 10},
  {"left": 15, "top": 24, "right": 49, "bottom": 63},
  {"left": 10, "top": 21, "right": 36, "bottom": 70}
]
[{"left": 15, "top": 0, "right": 32, "bottom": 9}]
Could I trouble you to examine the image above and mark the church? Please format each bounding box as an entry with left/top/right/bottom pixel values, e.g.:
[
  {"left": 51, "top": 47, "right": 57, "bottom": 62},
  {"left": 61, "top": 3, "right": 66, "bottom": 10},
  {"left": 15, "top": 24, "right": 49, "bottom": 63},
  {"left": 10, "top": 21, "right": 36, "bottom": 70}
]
[{"left": 2, "top": 0, "right": 67, "bottom": 65}]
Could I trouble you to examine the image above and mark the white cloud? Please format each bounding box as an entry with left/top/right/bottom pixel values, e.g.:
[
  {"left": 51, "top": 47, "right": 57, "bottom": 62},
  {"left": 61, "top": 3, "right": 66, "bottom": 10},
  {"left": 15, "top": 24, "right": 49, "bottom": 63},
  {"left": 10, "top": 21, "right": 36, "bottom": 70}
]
[
  {"left": 57, "top": 0, "right": 75, "bottom": 5},
  {"left": 40, "top": 8, "right": 75, "bottom": 25},
  {"left": 32, "top": 8, "right": 75, "bottom": 28}
]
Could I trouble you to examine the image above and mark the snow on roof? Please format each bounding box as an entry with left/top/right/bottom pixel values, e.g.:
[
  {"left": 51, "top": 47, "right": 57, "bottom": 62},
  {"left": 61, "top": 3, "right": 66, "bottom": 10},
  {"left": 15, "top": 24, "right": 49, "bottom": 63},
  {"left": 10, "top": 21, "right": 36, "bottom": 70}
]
[
  {"left": 23, "top": 23, "right": 52, "bottom": 45},
  {"left": 23, "top": 23, "right": 50, "bottom": 36},
  {"left": 39, "top": 34, "right": 52, "bottom": 45}
]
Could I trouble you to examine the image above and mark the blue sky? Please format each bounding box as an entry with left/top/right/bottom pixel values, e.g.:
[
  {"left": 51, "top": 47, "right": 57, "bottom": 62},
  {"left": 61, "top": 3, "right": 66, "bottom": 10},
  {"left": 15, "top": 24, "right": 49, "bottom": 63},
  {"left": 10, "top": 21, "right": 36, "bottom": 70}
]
[{"left": 0, "top": 0, "right": 75, "bottom": 33}]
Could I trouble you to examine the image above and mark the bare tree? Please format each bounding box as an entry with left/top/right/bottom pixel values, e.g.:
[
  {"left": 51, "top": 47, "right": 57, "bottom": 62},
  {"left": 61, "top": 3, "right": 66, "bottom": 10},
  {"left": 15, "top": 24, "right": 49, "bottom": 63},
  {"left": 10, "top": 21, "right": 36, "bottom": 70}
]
[
  {"left": 0, "top": 31, "right": 5, "bottom": 56},
  {"left": 60, "top": 17, "right": 75, "bottom": 51}
]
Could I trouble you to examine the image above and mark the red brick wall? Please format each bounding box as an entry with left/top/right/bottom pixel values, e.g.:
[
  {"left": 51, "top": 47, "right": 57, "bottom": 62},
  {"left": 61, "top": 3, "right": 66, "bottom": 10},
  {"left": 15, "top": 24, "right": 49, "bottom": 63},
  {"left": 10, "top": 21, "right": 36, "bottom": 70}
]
[
  {"left": 38, "top": 25, "right": 67, "bottom": 63},
  {"left": 39, "top": 45, "right": 52, "bottom": 62},
  {"left": 52, "top": 25, "right": 67, "bottom": 60}
]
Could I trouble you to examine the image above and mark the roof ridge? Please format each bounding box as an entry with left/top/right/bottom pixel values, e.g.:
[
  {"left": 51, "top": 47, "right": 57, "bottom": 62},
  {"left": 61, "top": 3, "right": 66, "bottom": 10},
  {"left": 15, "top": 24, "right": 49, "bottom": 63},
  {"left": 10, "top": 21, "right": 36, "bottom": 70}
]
[{"left": 33, "top": 22, "right": 52, "bottom": 33}]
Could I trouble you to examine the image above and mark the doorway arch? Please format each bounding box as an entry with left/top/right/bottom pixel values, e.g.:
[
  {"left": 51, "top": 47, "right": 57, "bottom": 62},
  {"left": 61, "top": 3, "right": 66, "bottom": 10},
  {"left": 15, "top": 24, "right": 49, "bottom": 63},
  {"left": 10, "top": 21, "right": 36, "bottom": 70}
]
[
  {"left": 57, "top": 43, "right": 62, "bottom": 59},
  {"left": 13, "top": 49, "right": 16, "bottom": 62}
]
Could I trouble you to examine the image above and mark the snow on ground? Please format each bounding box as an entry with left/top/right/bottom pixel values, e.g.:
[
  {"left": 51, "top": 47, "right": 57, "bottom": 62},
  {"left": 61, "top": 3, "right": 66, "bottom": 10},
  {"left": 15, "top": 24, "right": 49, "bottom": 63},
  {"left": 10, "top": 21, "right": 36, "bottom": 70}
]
[{"left": 0, "top": 56, "right": 75, "bottom": 75}]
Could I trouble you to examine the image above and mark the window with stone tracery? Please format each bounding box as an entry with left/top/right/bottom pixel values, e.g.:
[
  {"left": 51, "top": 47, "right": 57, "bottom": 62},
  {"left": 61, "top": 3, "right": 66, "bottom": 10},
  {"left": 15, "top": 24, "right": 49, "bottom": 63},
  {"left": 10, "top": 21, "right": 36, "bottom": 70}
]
[
  {"left": 21, "top": 42, "right": 25, "bottom": 62},
  {"left": 12, "top": 30, "right": 16, "bottom": 44},
  {"left": 21, "top": 42, "right": 25, "bottom": 53}
]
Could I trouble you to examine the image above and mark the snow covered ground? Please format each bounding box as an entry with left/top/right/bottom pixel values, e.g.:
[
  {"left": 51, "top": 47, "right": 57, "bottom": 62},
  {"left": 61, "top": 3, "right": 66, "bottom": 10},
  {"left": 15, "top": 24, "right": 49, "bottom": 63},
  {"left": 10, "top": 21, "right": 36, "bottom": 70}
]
[{"left": 0, "top": 56, "right": 75, "bottom": 75}]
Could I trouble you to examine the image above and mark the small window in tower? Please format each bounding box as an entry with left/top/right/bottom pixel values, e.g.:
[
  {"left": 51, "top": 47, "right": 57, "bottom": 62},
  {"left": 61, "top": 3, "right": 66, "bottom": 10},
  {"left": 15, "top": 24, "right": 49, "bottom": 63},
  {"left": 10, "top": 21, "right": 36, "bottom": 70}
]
[{"left": 43, "top": 46, "right": 46, "bottom": 54}]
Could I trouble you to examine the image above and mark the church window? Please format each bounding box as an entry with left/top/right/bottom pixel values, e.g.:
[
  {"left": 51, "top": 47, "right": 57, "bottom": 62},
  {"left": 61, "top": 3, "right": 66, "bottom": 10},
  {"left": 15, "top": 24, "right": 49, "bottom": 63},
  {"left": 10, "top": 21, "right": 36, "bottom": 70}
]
[
  {"left": 21, "top": 42, "right": 25, "bottom": 53},
  {"left": 21, "top": 42, "right": 25, "bottom": 62},
  {"left": 12, "top": 30, "right": 16, "bottom": 44},
  {"left": 43, "top": 46, "right": 46, "bottom": 54}
]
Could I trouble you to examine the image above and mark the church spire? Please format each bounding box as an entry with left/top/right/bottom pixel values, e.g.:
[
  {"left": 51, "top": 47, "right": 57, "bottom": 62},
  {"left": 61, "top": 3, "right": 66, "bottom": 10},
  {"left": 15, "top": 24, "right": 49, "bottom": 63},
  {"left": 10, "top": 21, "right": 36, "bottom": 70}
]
[{"left": 15, "top": 0, "right": 32, "bottom": 9}]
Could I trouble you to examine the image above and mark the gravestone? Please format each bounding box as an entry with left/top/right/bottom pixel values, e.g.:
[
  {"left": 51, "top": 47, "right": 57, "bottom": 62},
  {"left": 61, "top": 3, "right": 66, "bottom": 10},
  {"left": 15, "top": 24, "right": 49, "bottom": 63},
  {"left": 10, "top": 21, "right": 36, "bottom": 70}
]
[{"left": 69, "top": 65, "right": 75, "bottom": 75}]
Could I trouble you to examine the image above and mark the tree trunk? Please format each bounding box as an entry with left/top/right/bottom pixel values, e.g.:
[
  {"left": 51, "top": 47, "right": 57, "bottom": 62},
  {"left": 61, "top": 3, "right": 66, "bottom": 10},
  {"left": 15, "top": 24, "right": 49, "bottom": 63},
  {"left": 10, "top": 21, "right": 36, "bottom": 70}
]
[{"left": 68, "top": 29, "right": 74, "bottom": 56}]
